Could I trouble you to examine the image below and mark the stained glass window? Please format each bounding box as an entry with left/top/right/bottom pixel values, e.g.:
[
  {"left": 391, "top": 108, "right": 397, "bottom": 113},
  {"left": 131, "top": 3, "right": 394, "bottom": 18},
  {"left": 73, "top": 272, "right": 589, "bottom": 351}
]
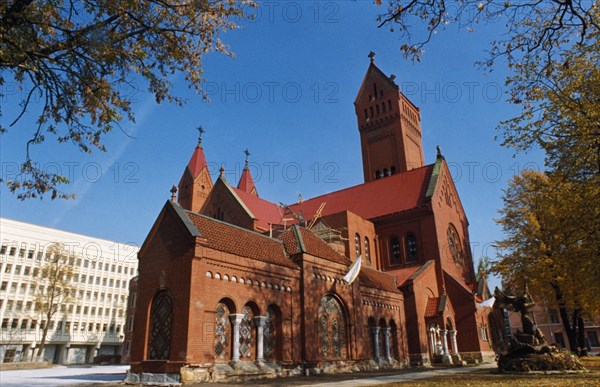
[
  {"left": 214, "top": 303, "right": 230, "bottom": 360},
  {"left": 264, "top": 307, "right": 277, "bottom": 361},
  {"left": 318, "top": 295, "right": 347, "bottom": 359},
  {"left": 239, "top": 306, "right": 255, "bottom": 360},
  {"left": 148, "top": 290, "right": 173, "bottom": 360}
]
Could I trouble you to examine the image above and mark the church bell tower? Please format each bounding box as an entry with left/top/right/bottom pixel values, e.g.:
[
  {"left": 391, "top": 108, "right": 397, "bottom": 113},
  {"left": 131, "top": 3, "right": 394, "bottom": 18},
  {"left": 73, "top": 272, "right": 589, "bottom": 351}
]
[{"left": 354, "top": 52, "right": 425, "bottom": 183}]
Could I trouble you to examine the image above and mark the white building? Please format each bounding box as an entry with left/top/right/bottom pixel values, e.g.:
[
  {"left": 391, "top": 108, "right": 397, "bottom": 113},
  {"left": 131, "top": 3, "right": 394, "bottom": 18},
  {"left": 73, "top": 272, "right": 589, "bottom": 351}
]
[{"left": 0, "top": 218, "right": 139, "bottom": 364}]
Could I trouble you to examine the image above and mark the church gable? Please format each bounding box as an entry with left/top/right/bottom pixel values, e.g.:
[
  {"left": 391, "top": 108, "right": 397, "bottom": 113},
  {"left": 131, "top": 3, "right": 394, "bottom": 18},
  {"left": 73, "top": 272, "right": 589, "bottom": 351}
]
[
  {"left": 200, "top": 177, "right": 256, "bottom": 231},
  {"left": 138, "top": 200, "right": 199, "bottom": 259},
  {"left": 426, "top": 154, "right": 467, "bottom": 218}
]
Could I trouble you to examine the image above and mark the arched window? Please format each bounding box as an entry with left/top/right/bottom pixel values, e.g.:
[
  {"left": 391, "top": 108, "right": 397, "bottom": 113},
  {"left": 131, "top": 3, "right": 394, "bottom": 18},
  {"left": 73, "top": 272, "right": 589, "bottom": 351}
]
[
  {"left": 390, "top": 319, "right": 399, "bottom": 360},
  {"left": 239, "top": 306, "right": 255, "bottom": 360},
  {"left": 354, "top": 233, "right": 361, "bottom": 258},
  {"left": 390, "top": 237, "right": 401, "bottom": 264},
  {"left": 214, "top": 302, "right": 231, "bottom": 360},
  {"left": 364, "top": 109, "right": 368, "bottom": 119},
  {"left": 406, "top": 234, "right": 417, "bottom": 262},
  {"left": 364, "top": 237, "right": 371, "bottom": 265},
  {"left": 264, "top": 305, "right": 281, "bottom": 361},
  {"left": 148, "top": 290, "right": 173, "bottom": 360},
  {"left": 376, "top": 104, "right": 380, "bottom": 115},
  {"left": 382, "top": 102, "right": 386, "bottom": 112},
  {"left": 318, "top": 295, "right": 347, "bottom": 359},
  {"left": 388, "top": 100, "right": 392, "bottom": 111}
]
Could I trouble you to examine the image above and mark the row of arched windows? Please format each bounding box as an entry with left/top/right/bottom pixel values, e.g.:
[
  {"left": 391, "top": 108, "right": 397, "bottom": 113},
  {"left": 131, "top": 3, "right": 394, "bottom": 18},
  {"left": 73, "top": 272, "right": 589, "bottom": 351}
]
[
  {"left": 389, "top": 233, "right": 418, "bottom": 265},
  {"left": 368, "top": 317, "right": 400, "bottom": 361},
  {"left": 214, "top": 299, "right": 281, "bottom": 362},
  {"left": 354, "top": 233, "right": 371, "bottom": 265},
  {"left": 375, "top": 166, "right": 397, "bottom": 179}
]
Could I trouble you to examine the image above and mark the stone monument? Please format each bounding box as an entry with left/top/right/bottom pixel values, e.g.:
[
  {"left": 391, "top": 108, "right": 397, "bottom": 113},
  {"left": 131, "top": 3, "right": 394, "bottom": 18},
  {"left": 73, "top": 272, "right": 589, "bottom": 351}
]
[{"left": 493, "top": 286, "right": 583, "bottom": 372}]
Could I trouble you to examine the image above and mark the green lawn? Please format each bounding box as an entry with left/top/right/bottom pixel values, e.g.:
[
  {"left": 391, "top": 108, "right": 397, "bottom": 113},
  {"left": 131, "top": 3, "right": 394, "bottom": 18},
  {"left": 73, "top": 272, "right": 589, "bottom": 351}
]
[{"left": 382, "top": 357, "right": 600, "bottom": 386}]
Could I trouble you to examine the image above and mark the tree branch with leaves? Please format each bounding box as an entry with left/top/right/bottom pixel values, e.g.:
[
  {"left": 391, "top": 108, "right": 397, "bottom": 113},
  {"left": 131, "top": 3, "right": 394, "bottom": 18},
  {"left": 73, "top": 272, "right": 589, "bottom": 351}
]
[{"left": 1, "top": 0, "right": 255, "bottom": 199}]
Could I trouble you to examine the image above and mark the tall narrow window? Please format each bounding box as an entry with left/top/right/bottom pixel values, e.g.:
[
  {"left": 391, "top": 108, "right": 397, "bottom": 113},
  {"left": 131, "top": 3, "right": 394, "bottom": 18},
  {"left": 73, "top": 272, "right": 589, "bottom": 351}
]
[
  {"left": 264, "top": 305, "right": 281, "bottom": 361},
  {"left": 318, "top": 295, "right": 347, "bottom": 359},
  {"left": 354, "top": 233, "right": 361, "bottom": 258},
  {"left": 390, "top": 237, "right": 401, "bottom": 264},
  {"left": 364, "top": 237, "right": 371, "bottom": 265},
  {"left": 214, "top": 303, "right": 231, "bottom": 360},
  {"left": 406, "top": 234, "right": 417, "bottom": 262},
  {"left": 239, "top": 306, "right": 255, "bottom": 360},
  {"left": 148, "top": 290, "right": 173, "bottom": 360}
]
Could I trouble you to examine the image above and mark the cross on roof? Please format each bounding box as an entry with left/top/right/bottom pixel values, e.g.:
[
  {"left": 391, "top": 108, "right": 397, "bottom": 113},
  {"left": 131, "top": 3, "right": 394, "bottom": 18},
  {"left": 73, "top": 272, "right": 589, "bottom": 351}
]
[
  {"left": 368, "top": 51, "right": 376, "bottom": 63},
  {"left": 244, "top": 148, "right": 251, "bottom": 163},
  {"left": 197, "top": 125, "right": 205, "bottom": 146}
]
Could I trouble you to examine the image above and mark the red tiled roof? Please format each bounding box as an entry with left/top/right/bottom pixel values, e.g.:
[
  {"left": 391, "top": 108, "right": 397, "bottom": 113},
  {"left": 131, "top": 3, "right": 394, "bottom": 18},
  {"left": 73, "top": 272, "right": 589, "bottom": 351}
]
[
  {"left": 230, "top": 187, "right": 283, "bottom": 231},
  {"left": 237, "top": 165, "right": 258, "bottom": 196},
  {"left": 358, "top": 267, "right": 400, "bottom": 293},
  {"left": 392, "top": 265, "right": 423, "bottom": 287},
  {"left": 425, "top": 297, "right": 440, "bottom": 317},
  {"left": 280, "top": 226, "right": 350, "bottom": 266},
  {"left": 186, "top": 212, "right": 297, "bottom": 269},
  {"left": 187, "top": 146, "right": 208, "bottom": 177},
  {"left": 288, "top": 164, "right": 433, "bottom": 221}
]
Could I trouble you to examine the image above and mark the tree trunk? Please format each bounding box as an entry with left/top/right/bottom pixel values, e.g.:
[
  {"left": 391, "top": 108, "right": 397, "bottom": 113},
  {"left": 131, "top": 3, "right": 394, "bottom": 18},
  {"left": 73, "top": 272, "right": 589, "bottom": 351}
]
[
  {"left": 36, "top": 310, "right": 53, "bottom": 358},
  {"left": 577, "top": 315, "right": 588, "bottom": 356},
  {"left": 36, "top": 324, "right": 50, "bottom": 358},
  {"left": 552, "top": 283, "right": 578, "bottom": 352}
]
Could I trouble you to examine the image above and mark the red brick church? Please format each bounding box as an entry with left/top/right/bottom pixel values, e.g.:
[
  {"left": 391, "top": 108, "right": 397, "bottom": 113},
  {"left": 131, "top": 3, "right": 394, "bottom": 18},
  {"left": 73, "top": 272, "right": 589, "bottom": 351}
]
[{"left": 127, "top": 57, "right": 494, "bottom": 384}]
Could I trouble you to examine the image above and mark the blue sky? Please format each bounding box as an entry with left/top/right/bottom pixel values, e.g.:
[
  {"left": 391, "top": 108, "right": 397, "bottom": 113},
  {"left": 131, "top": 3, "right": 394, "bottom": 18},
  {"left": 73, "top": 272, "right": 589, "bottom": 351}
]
[{"left": 0, "top": 1, "right": 544, "bottom": 287}]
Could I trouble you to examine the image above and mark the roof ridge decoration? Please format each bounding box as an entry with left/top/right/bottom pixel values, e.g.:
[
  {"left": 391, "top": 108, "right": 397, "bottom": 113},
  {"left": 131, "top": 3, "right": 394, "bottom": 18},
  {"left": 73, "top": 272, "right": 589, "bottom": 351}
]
[
  {"left": 291, "top": 225, "right": 307, "bottom": 253},
  {"left": 168, "top": 200, "right": 203, "bottom": 237}
]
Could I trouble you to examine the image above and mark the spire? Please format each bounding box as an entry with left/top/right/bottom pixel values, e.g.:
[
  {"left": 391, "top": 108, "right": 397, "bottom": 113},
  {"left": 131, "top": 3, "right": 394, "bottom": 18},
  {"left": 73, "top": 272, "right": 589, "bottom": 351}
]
[
  {"left": 177, "top": 127, "right": 213, "bottom": 213},
  {"left": 187, "top": 127, "right": 208, "bottom": 177},
  {"left": 237, "top": 149, "right": 258, "bottom": 197}
]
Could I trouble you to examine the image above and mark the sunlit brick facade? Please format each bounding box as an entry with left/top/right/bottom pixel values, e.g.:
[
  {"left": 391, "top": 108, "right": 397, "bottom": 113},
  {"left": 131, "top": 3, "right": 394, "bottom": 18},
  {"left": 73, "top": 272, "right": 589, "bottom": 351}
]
[{"left": 128, "top": 59, "right": 493, "bottom": 383}]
